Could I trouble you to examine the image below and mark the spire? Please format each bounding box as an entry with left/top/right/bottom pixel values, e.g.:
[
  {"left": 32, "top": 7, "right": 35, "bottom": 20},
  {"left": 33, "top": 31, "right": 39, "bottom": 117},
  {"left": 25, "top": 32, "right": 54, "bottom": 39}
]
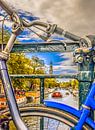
[{"left": 49, "top": 61, "right": 53, "bottom": 74}]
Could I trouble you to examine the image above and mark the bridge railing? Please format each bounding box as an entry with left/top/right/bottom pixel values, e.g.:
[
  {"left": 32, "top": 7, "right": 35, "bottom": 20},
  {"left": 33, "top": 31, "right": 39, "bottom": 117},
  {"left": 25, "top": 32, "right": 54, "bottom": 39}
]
[
  {"left": 5, "top": 41, "right": 95, "bottom": 110},
  {"left": 1, "top": 41, "right": 94, "bottom": 129},
  {"left": 0, "top": 41, "right": 79, "bottom": 52},
  {"left": 10, "top": 74, "right": 78, "bottom": 104}
]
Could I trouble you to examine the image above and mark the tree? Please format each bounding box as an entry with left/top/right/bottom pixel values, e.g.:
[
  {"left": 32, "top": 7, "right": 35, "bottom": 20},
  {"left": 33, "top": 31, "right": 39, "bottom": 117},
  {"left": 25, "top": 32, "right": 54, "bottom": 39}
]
[
  {"left": 7, "top": 53, "right": 33, "bottom": 90},
  {"left": 31, "top": 56, "right": 45, "bottom": 74},
  {"left": 7, "top": 54, "right": 46, "bottom": 91},
  {"left": 45, "top": 78, "right": 58, "bottom": 88},
  {"left": 70, "top": 79, "right": 79, "bottom": 90},
  {"left": 0, "top": 30, "right": 19, "bottom": 44}
]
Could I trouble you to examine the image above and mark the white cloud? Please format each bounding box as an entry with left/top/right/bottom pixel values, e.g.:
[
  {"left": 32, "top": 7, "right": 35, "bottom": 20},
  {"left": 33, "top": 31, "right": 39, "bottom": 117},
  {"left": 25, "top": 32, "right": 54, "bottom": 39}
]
[
  {"left": 53, "top": 65, "right": 77, "bottom": 70},
  {"left": 18, "top": 37, "right": 32, "bottom": 41},
  {"left": 0, "top": 16, "right": 12, "bottom": 28},
  {"left": 57, "top": 52, "right": 74, "bottom": 66},
  {"left": 3, "top": 0, "right": 95, "bottom": 36}
]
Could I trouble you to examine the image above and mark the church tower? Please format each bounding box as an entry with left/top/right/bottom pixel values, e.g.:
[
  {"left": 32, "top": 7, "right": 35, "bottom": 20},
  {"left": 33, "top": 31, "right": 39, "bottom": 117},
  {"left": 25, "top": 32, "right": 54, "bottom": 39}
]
[{"left": 49, "top": 61, "right": 53, "bottom": 74}]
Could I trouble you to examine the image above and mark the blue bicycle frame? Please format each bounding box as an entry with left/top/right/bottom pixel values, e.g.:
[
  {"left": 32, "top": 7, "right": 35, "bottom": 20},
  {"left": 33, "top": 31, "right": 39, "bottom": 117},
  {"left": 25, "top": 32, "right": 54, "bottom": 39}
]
[{"left": 44, "top": 82, "right": 95, "bottom": 130}]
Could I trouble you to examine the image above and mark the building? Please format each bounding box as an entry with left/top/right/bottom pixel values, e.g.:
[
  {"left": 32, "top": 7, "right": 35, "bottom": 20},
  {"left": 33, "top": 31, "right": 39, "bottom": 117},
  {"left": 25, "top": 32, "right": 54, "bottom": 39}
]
[
  {"left": 49, "top": 61, "right": 53, "bottom": 74},
  {"left": 0, "top": 95, "right": 27, "bottom": 110}
]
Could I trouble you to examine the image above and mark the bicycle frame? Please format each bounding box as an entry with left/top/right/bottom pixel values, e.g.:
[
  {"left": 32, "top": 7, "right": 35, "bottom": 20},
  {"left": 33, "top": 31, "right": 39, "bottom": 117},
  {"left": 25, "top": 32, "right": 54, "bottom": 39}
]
[
  {"left": 0, "top": 0, "right": 95, "bottom": 130},
  {"left": 0, "top": 34, "right": 28, "bottom": 130},
  {"left": 45, "top": 82, "right": 95, "bottom": 130}
]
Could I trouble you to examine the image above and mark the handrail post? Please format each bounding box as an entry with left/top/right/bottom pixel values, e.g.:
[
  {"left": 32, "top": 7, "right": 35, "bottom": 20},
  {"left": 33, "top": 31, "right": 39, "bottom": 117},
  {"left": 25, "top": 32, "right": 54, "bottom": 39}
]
[
  {"left": 40, "top": 78, "right": 44, "bottom": 104},
  {"left": 75, "top": 48, "right": 94, "bottom": 119},
  {"left": 40, "top": 78, "right": 44, "bottom": 130}
]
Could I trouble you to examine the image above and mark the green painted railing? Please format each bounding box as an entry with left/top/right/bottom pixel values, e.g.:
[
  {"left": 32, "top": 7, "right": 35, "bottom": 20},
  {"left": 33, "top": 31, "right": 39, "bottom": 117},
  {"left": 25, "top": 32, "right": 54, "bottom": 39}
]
[
  {"left": 0, "top": 42, "right": 79, "bottom": 52},
  {"left": 7, "top": 42, "right": 95, "bottom": 127},
  {"left": 10, "top": 74, "right": 78, "bottom": 79}
]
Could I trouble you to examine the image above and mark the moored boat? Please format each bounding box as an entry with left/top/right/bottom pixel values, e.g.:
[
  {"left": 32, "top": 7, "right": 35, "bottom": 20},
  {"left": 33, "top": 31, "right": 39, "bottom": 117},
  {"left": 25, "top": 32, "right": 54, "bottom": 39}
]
[{"left": 52, "top": 91, "right": 63, "bottom": 98}]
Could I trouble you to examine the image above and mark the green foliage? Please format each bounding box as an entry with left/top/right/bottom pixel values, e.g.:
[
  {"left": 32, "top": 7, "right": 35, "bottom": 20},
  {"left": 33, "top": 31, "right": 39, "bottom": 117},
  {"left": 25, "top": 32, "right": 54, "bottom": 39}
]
[
  {"left": 0, "top": 30, "right": 10, "bottom": 44},
  {"left": 8, "top": 53, "right": 32, "bottom": 74},
  {"left": 45, "top": 78, "right": 59, "bottom": 88},
  {"left": 60, "top": 81, "right": 71, "bottom": 88},
  {"left": 7, "top": 54, "right": 45, "bottom": 91},
  {"left": 31, "top": 56, "right": 45, "bottom": 74},
  {"left": 0, "top": 30, "right": 19, "bottom": 44},
  {"left": 70, "top": 79, "right": 79, "bottom": 90},
  {"left": 7, "top": 53, "right": 32, "bottom": 90},
  {"left": 59, "top": 79, "right": 79, "bottom": 90}
]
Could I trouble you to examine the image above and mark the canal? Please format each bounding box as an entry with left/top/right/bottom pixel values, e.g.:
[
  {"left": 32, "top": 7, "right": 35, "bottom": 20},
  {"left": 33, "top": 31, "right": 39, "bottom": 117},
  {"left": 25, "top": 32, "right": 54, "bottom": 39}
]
[{"left": 22, "top": 89, "right": 78, "bottom": 130}]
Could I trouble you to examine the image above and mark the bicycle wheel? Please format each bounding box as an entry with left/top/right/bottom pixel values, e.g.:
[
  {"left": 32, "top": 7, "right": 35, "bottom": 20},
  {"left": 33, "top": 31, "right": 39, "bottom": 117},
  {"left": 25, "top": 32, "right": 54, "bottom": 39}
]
[{"left": 3, "top": 105, "right": 92, "bottom": 130}]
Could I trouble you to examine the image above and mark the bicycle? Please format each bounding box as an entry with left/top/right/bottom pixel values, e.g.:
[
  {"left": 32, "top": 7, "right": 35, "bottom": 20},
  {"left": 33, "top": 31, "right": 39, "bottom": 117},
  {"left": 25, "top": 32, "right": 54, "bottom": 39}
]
[{"left": 0, "top": 0, "right": 95, "bottom": 130}]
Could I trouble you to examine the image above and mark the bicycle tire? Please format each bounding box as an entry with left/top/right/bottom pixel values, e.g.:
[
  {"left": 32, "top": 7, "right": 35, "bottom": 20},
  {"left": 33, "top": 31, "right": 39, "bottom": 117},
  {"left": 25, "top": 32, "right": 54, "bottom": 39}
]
[{"left": 3, "top": 104, "right": 92, "bottom": 130}]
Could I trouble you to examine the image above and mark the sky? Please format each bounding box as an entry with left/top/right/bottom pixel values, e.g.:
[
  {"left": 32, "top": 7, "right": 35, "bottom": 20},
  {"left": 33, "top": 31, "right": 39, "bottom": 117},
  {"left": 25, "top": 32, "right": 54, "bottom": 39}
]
[
  {"left": 26, "top": 52, "right": 77, "bottom": 74},
  {"left": 4, "top": 0, "right": 95, "bottom": 36},
  {"left": 0, "top": 0, "right": 94, "bottom": 75}
]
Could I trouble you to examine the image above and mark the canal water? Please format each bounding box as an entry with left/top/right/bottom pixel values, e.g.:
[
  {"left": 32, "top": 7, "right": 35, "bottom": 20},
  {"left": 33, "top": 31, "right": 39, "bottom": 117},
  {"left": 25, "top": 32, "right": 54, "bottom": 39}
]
[
  {"left": 47, "top": 89, "right": 78, "bottom": 109},
  {"left": 24, "top": 89, "right": 78, "bottom": 130},
  {"left": 44, "top": 89, "right": 78, "bottom": 130}
]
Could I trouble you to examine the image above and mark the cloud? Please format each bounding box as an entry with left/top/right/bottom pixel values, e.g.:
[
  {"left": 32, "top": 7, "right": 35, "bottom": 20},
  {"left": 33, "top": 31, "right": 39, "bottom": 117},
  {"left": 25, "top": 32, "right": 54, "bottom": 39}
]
[
  {"left": 57, "top": 52, "right": 74, "bottom": 66},
  {"left": 4, "top": 0, "right": 95, "bottom": 37},
  {"left": 0, "top": 15, "right": 12, "bottom": 29},
  {"left": 53, "top": 65, "right": 77, "bottom": 70},
  {"left": 52, "top": 65, "right": 77, "bottom": 74},
  {"left": 42, "top": 63, "right": 77, "bottom": 74}
]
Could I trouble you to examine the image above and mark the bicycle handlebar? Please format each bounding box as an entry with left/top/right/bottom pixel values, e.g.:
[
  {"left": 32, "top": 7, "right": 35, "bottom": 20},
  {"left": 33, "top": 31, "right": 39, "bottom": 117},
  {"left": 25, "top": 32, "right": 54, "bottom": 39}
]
[
  {"left": 0, "top": 0, "right": 13, "bottom": 16},
  {"left": 64, "top": 31, "right": 81, "bottom": 41},
  {"left": 22, "top": 19, "right": 81, "bottom": 41},
  {"left": 22, "top": 20, "right": 82, "bottom": 42},
  {"left": 0, "top": 0, "right": 83, "bottom": 43},
  {"left": 0, "top": 0, "right": 91, "bottom": 54}
]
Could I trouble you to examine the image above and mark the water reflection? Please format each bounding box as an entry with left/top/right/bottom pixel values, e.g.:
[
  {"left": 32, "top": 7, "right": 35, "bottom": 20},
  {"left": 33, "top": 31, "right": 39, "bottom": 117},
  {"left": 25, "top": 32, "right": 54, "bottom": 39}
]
[
  {"left": 47, "top": 89, "right": 78, "bottom": 109},
  {"left": 23, "top": 89, "right": 78, "bottom": 130}
]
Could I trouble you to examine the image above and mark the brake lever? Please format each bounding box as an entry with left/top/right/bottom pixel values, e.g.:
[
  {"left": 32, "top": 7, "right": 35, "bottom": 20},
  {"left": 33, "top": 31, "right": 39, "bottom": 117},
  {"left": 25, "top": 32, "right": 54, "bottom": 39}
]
[{"left": 86, "top": 35, "right": 95, "bottom": 48}]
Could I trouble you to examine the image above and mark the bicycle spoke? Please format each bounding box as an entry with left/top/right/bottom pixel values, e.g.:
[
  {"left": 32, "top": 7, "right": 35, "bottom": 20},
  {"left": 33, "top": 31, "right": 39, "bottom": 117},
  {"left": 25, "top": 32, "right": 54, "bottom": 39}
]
[{"left": 22, "top": 116, "right": 71, "bottom": 130}]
